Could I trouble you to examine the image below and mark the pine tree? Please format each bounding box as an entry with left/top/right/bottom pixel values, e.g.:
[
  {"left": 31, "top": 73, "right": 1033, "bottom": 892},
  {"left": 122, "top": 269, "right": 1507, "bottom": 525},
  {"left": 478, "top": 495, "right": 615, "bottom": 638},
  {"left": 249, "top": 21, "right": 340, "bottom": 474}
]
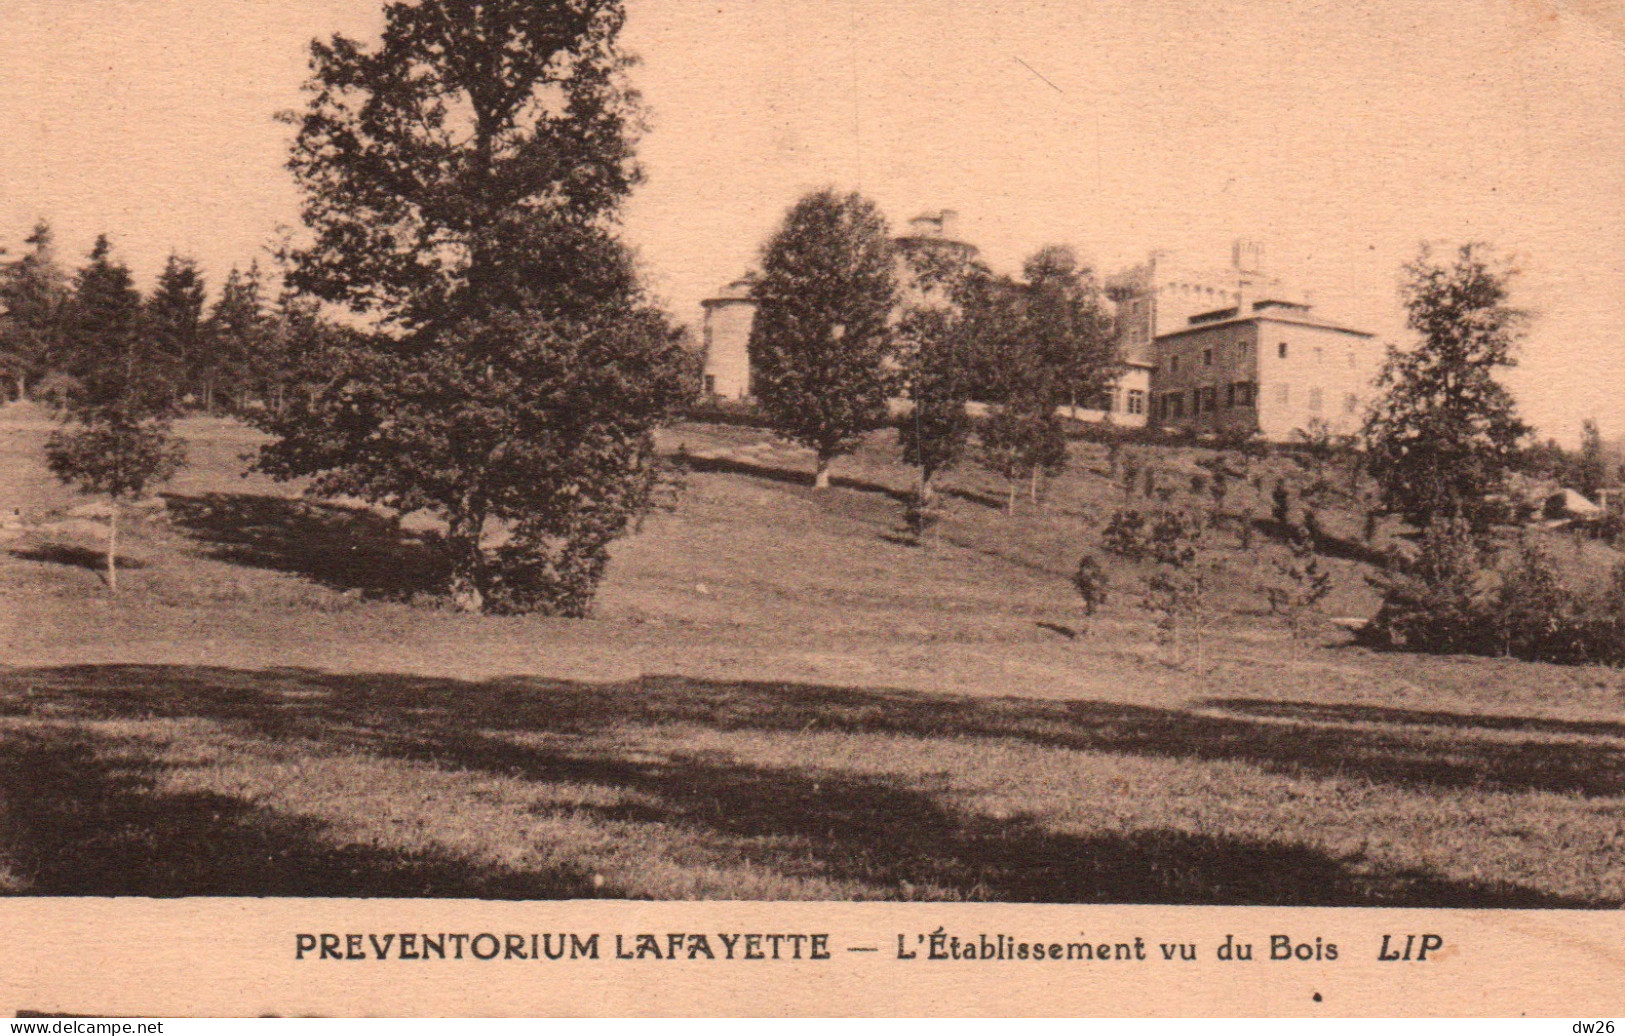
[
  {"left": 145, "top": 254, "right": 208, "bottom": 410},
  {"left": 1576, "top": 419, "right": 1607, "bottom": 500},
  {"left": 203, "top": 263, "right": 271, "bottom": 414},
  {"left": 0, "top": 221, "right": 71, "bottom": 401},
  {"left": 749, "top": 189, "right": 899, "bottom": 490},
  {"left": 45, "top": 236, "right": 185, "bottom": 592}
]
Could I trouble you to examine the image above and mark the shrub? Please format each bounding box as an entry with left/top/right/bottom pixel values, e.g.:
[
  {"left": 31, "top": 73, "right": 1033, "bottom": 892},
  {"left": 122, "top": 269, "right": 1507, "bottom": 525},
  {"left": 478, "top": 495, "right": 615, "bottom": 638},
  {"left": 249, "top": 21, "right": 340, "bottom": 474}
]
[
  {"left": 1266, "top": 526, "right": 1334, "bottom": 643},
  {"left": 1072, "top": 553, "right": 1110, "bottom": 619},
  {"left": 1364, "top": 519, "right": 1490, "bottom": 655},
  {"left": 1491, "top": 540, "right": 1571, "bottom": 662},
  {"left": 1102, "top": 508, "right": 1149, "bottom": 561},
  {"left": 1271, "top": 480, "right": 1293, "bottom": 527}
]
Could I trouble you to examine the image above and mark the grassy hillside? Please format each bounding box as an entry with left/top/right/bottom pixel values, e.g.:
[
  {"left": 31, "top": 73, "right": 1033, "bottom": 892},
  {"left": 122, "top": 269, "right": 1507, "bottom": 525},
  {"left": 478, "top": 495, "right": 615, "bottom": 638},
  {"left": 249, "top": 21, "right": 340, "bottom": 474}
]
[{"left": 2, "top": 407, "right": 1622, "bottom": 904}]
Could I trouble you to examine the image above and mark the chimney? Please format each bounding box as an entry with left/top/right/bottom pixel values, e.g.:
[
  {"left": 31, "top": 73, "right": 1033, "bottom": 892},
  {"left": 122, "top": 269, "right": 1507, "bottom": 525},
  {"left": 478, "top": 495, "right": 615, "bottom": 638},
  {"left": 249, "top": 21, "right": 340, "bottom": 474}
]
[{"left": 1232, "top": 238, "right": 1265, "bottom": 276}]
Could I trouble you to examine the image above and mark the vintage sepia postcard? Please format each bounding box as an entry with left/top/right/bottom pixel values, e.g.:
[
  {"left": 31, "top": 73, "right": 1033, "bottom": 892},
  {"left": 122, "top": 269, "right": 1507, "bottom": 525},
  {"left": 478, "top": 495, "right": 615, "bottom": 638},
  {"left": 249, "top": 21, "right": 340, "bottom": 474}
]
[{"left": 1, "top": 0, "right": 1623, "bottom": 1019}]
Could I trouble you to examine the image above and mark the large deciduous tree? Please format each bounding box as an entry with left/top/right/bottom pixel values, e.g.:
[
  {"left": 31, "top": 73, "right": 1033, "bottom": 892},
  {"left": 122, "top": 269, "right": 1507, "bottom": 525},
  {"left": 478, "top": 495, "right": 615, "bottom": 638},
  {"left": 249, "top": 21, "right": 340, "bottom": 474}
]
[
  {"left": 1362, "top": 243, "right": 1530, "bottom": 529},
  {"left": 260, "top": 0, "right": 693, "bottom": 615},
  {"left": 1020, "top": 244, "right": 1115, "bottom": 414},
  {"left": 749, "top": 189, "right": 898, "bottom": 489},
  {"left": 45, "top": 236, "right": 185, "bottom": 592}
]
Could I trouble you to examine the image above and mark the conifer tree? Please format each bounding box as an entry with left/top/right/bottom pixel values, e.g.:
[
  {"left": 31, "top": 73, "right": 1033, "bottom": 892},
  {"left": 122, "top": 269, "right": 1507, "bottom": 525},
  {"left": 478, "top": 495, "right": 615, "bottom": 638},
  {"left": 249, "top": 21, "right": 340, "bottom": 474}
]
[
  {"left": 204, "top": 263, "right": 272, "bottom": 414},
  {"left": 45, "top": 236, "right": 185, "bottom": 592},
  {"left": 0, "top": 221, "right": 71, "bottom": 401},
  {"left": 145, "top": 254, "right": 207, "bottom": 410}
]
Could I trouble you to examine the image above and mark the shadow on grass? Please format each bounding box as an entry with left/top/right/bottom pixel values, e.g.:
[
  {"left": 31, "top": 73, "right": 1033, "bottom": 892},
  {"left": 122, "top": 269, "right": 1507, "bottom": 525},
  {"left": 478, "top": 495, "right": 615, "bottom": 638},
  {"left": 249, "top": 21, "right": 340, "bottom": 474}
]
[
  {"left": 9, "top": 544, "right": 144, "bottom": 573},
  {"left": 163, "top": 492, "right": 447, "bottom": 600},
  {"left": 0, "top": 664, "right": 1617, "bottom": 904},
  {"left": 1207, "top": 698, "right": 1625, "bottom": 740},
  {"left": 0, "top": 724, "right": 591, "bottom": 898},
  {"left": 682, "top": 453, "right": 911, "bottom": 503}
]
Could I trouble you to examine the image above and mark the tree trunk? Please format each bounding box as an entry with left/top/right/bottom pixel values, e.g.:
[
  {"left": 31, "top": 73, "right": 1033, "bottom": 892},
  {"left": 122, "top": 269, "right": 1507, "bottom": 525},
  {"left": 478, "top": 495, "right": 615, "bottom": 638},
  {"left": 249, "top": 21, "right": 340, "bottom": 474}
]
[
  {"left": 813, "top": 455, "right": 831, "bottom": 490},
  {"left": 1006, "top": 482, "right": 1017, "bottom": 514},
  {"left": 1029, "top": 466, "right": 1040, "bottom": 504},
  {"left": 918, "top": 467, "right": 937, "bottom": 508},
  {"left": 446, "top": 505, "right": 486, "bottom": 613},
  {"left": 106, "top": 499, "right": 119, "bottom": 594},
  {"left": 14, "top": 373, "right": 25, "bottom": 402}
]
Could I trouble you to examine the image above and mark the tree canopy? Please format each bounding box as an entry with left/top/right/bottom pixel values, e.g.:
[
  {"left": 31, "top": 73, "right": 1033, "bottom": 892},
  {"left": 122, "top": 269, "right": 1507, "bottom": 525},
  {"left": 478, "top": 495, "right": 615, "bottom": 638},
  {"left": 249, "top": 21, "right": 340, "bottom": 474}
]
[
  {"left": 1362, "top": 243, "right": 1530, "bottom": 528},
  {"left": 260, "top": 0, "right": 692, "bottom": 615},
  {"left": 748, "top": 188, "right": 899, "bottom": 489}
]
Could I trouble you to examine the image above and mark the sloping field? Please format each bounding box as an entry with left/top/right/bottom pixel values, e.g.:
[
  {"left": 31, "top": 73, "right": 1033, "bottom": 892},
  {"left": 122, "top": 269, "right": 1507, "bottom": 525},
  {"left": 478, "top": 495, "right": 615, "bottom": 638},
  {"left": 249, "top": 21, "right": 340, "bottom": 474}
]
[{"left": 2, "top": 409, "right": 1622, "bottom": 903}]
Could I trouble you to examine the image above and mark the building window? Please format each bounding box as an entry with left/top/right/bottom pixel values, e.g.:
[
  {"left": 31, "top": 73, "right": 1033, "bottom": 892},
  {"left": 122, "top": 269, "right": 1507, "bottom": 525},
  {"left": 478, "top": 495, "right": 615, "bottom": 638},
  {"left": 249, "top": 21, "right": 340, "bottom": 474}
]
[
  {"left": 1226, "top": 383, "right": 1236, "bottom": 408},
  {"left": 1203, "top": 348, "right": 1213, "bottom": 366},
  {"left": 1233, "top": 381, "right": 1255, "bottom": 407},
  {"left": 1275, "top": 383, "right": 1290, "bottom": 405},
  {"left": 1169, "top": 354, "right": 1180, "bottom": 373},
  {"left": 1308, "top": 387, "right": 1323, "bottom": 413},
  {"left": 703, "top": 374, "right": 716, "bottom": 395},
  {"left": 1168, "top": 392, "right": 1184, "bottom": 418},
  {"left": 1127, "top": 390, "right": 1145, "bottom": 415},
  {"left": 1236, "top": 341, "right": 1248, "bottom": 360},
  {"left": 1278, "top": 341, "right": 1288, "bottom": 359},
  {"left": 1203, "top": 386, "right": 1217, "bottom": 412}
]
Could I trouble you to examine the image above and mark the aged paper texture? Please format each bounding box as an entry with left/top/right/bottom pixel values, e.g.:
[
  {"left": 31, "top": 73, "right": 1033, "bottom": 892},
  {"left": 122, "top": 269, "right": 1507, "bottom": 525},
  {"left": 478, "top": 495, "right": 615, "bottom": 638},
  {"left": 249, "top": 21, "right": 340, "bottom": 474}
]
[{"left": 1, "top": 0, "right": 1622, "bottom": 1018}]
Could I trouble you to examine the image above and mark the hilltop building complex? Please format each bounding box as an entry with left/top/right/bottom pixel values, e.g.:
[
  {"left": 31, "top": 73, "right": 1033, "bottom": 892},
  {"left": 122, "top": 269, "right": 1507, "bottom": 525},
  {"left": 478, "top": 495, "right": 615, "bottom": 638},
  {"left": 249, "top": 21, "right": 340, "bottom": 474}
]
[{"left": 700, "top": 217, "right": 1379, "bottom": 443}]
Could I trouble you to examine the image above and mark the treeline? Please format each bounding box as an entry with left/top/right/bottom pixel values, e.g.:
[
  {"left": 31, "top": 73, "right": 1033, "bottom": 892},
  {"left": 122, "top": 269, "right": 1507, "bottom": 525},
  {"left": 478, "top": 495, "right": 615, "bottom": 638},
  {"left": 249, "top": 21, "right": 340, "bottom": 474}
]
[{"left": 0, "top": 222, "right": 345, "bottom": 415}]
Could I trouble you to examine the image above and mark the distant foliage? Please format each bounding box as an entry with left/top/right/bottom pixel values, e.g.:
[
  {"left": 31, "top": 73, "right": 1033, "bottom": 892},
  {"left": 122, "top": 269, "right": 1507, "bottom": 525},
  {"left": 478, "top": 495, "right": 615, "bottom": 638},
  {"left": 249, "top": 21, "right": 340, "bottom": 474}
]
[{"left": 1364, "top": 523, "right": 1624, "bottom": 666}]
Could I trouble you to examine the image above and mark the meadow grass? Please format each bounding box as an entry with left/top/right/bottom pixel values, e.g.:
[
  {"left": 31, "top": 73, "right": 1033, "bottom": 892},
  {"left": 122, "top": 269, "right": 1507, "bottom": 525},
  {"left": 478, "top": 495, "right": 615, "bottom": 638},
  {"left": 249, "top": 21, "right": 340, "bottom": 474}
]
[{"left": 1, "top": 409, "right": 1621, "bottom": 903}]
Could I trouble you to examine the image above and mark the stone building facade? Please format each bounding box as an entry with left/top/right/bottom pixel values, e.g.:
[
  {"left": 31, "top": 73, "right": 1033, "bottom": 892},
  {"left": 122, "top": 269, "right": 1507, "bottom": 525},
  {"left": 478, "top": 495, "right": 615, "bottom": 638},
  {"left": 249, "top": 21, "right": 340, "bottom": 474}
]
[{"left": 1106, "top": 241, "right": 1378, "bottom": 441}]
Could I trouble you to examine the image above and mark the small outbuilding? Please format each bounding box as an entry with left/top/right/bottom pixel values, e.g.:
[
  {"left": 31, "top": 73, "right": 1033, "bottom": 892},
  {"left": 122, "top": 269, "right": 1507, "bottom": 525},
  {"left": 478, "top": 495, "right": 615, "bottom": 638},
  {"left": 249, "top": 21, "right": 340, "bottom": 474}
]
[{"left": 1543, "top": 488, "right": 1604, "bottom": 522}]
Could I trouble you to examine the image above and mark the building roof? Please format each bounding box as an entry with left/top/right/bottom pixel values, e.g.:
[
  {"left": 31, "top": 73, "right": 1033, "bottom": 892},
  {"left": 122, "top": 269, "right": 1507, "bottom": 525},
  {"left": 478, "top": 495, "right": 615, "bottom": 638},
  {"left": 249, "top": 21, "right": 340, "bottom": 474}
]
[
  {"left": 1155, "top": 307, "right": 1374, "bottom": 342},
  {"left": 701, "top": 278, "right": 756, "bottom": 307}
]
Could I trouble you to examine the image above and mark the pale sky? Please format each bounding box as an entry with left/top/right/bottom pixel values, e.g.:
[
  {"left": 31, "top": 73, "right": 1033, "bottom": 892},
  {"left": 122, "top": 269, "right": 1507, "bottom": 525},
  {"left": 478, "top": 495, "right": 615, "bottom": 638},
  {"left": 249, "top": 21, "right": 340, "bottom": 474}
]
[{"left": 2, "top": 0, "right": 1621, "bottom": 444}]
